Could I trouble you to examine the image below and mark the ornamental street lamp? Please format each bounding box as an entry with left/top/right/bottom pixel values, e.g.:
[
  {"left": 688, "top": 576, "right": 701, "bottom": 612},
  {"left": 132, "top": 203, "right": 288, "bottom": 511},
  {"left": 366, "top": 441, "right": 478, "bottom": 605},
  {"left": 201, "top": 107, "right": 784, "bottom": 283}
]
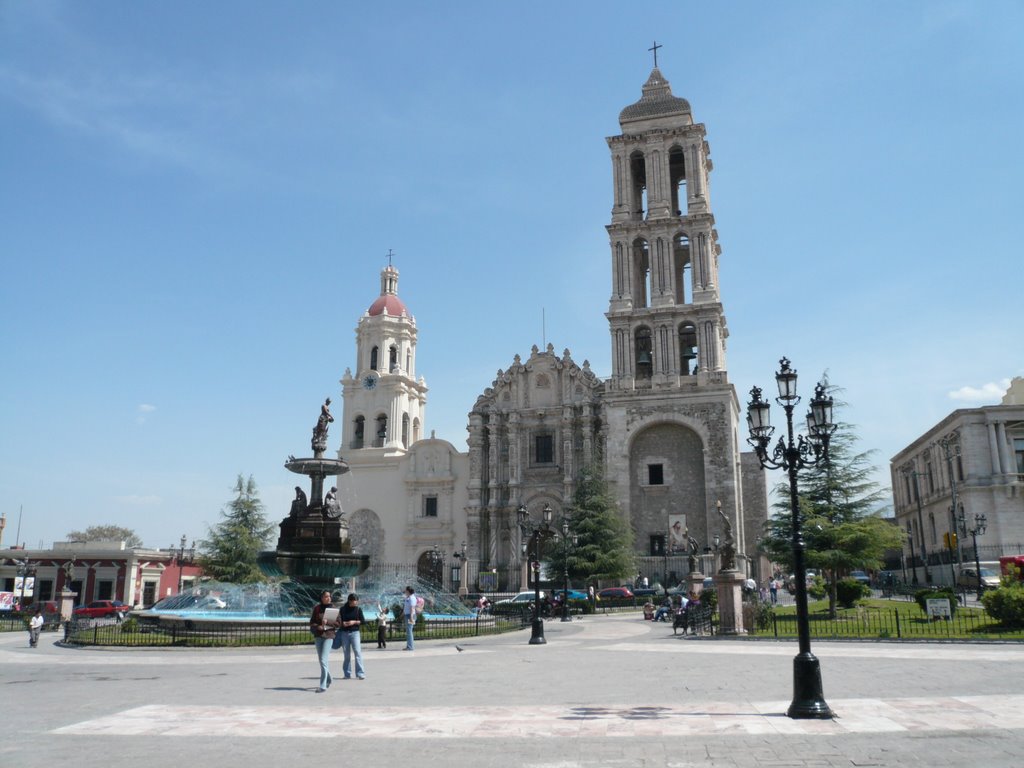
[
  {"left": 451, "top": 541, "right": 468, "bottom": 596},
  {"left": 516, "top": 502, "right": 553, "bottom": 645},
  {"left": 173, "top": 536, "right": 195, "bottom": 595},
  {"left": 958, "top": 512, "right": 987, "bottom": 598},
  {"left": 558, "top": 517, "right": 578, "bottom": 623},
  {"left": 16, "top": 559, "right": 35, "bottom": 609},
  {"left": 747, "top": 357, "right": 836, "bottom": 720}
]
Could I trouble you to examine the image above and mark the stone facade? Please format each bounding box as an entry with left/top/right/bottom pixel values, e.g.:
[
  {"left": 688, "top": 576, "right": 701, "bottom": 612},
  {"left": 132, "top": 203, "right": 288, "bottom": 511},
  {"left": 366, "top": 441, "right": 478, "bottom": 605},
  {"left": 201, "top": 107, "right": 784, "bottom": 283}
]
[
  {"left": 890, "top": 377, "right": 1024, "bottom": 585},
  {"left": 335, "top": 67, "right": 768, "bottom": 591}
]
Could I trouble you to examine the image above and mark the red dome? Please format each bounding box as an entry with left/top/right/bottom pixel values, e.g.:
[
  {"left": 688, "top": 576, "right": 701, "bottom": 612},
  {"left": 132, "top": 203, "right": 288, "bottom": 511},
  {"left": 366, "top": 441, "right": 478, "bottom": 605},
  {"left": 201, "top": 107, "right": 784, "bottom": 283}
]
[{"left": 368, "top": 294, "right": 408, "bottom": 317}]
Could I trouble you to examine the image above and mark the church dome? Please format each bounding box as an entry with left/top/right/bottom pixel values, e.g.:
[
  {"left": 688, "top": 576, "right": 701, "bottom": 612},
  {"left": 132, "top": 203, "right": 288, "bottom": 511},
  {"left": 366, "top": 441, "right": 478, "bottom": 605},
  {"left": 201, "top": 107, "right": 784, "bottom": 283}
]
[
  {"left": 368, "top": 294, "right": 408, "bottom": 317},
  {"left": 619, "top": 68, "right": 691, "bottom": 125}
]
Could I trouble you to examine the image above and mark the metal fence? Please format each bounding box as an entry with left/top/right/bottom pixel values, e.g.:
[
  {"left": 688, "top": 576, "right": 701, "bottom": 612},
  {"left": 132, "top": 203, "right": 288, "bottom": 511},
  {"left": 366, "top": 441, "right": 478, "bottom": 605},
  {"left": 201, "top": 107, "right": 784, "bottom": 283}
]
[
  {"left": 63, "top": 612, "right": 531, "bottom": 648},
  {"left": 764, "top": 609, "right": 1024, "bottom": 640}
]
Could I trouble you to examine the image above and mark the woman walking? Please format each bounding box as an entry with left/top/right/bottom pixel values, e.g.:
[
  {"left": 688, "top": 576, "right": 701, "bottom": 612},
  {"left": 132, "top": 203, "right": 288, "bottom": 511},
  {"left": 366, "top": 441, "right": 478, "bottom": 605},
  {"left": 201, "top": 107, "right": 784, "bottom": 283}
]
[{"left": 309, "top": 591, "right": 340, "bottom": 692}]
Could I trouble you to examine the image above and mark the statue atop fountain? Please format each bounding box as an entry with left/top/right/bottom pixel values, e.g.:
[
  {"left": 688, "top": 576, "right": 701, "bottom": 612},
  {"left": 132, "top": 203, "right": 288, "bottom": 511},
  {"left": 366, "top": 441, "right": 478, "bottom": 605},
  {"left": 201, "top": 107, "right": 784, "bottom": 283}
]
[{"left": 257, "top": 397, "right": 368, "bottom": 588}]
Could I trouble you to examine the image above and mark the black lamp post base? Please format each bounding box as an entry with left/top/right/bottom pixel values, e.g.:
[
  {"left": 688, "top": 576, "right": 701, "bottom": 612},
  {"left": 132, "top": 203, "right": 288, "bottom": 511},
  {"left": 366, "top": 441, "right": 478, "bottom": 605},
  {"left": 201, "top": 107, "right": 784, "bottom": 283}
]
[
  {"left": 529, "top": 619, "right": 547, "bottom": 644},
  {"left": 787, "top": 652, "right": 833, "bottom": 719}
]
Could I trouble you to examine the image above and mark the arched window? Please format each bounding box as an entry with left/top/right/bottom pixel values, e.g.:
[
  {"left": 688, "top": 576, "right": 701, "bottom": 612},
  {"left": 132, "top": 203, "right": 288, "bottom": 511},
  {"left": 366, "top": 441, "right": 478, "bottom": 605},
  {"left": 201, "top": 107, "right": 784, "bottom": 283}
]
[
  {"left": 669, "top": 145, "right": 686, "bottom": 214},
  {"left": 630, "top": 151, "right": 647, "bottom": 219},
  {"left": 375, "top": 414, "right": 388, "bottom": 447},
  {"left": 635, "top": 327, "right": 653, "bottom": 380},
  {"left": 402, "top": 413, "right": 410, "bottom": 449},
  {"left": 678, "top": 322, "right": 698, "bottom": 376},
  {"left": 353, "top": 416, "right": 365, "bottom": 449},
  {"left": 632, "top": 237, "right": 650, "bottom": 308},
  {"left": 389, "top": 345, "right": 398, "bottom": 372},
  {"left": 928, "top": 513, "right": 937, "bottom": 545},
  {"left": 674, "top": 233, "right": 692, "bottom": 305},
  {"left": 412, "top": 417, "right": 421, "bottom": 443},
  {"left": 370, "top": 346, "right": 379, "bottom": 371}
]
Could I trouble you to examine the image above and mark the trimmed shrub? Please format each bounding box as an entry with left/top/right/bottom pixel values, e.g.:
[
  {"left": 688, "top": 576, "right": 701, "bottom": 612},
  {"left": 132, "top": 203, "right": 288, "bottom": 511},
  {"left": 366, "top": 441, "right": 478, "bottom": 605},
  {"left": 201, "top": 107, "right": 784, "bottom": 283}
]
[
  {"left": 981, "top": 583, "right": 1024, "bottom": 627},
  {"left": 808, "top": 575, "right": 828, "bottom": 601},
  {"left": 914, "top": 588, "right": 959, "bottom": 618},
  {"left": 836, "top": 578, "right": 871, "bottom": 609}
]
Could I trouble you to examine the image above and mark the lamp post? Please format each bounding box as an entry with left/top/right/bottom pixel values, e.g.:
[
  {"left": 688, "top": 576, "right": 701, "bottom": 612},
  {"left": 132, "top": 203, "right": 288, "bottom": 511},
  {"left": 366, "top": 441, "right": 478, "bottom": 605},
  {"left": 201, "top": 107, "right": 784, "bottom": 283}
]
[
  {"left": 746, "top": 357, "right": 836, "bottom": 720},
  {"left": 16, "top": 559, "right": 35, "bottom": 609},
  {"left": 516, "top": 502, "right": 553, "bottom": 645},
  {"left": 558, "top": 517, "right": 578, "bottom": 623},
  {"left": 451, "top": 541, "right": 468, "bottom": 596},
  {"left": 173, "top": 536, "right": 195, "bottom": 595},
  {"left": 939, "top": 435, "right": 966, "bottom": 572},
  {"left": 902, "top": 468, "right": 932, "bottom": 583},
  {"left": 958, "top": 512, "right": 987, "bottom": 598}
]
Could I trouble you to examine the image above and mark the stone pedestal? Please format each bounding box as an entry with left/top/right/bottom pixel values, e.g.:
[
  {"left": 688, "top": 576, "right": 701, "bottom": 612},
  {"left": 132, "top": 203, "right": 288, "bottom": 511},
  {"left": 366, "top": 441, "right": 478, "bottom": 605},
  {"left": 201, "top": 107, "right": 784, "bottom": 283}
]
[
  {"left": 716, "top": 569, "right": 746, "bottom": 635},
  {"left": 687, "top": 571, "right": 705, "bottom": 597},
  {"left": 59, "top": 590, "right": 77, "bottom": 623}
]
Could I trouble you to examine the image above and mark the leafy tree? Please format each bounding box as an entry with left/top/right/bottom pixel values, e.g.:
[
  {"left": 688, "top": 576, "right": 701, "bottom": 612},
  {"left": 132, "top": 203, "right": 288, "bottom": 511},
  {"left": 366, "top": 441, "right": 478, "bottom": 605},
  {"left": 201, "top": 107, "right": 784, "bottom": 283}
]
[
  {"left": 66, "top": 525, "right": 143, "bottom": 548},
  {"left": 199, "top": 474, "right": 276, "bottom": 584},
  {"left": 761, "top": 385, "right": 903, "bottom": 618},
  {"left": 546, "top": 465, "right": 634, "bottom": 585}
]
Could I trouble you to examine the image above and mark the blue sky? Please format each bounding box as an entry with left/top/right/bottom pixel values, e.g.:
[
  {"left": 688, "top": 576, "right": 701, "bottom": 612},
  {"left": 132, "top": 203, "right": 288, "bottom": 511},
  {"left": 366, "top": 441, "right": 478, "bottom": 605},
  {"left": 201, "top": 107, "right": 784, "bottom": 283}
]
[{"left": 1, "top": 2, "right": 1020, "bottom": 550}]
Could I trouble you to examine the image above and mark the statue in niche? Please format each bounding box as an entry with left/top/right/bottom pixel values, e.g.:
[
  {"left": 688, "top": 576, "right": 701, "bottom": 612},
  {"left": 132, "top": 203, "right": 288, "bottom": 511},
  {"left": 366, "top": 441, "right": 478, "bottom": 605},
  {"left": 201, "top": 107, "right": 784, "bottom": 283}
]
[
  {"left": 716, "top": 502, "right": 737, "bottom": 571},
  {"left": 311, "top": 397, "right": 334, "bottom": 451},
  {"left": 289, "top": 486, "right": 308, "bottom": 518},
  {"left": 324, "top": 486, "right": 343, "bottom": 519}
]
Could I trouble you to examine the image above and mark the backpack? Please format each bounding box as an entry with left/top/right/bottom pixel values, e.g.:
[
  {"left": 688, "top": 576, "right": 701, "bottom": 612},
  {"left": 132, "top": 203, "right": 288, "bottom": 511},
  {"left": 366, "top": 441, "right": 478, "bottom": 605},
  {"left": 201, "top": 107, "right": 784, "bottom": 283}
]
[{"left": 416, "top": 596, "right": 425, "bottom": 612}]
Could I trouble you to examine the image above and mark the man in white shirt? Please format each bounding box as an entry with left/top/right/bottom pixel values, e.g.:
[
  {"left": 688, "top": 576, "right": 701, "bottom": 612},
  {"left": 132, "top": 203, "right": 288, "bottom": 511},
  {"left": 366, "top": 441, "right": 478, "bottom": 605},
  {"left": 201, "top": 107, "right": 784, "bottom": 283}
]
[{"left": 28, "top": 609, "right": 44, "bottom": 648}]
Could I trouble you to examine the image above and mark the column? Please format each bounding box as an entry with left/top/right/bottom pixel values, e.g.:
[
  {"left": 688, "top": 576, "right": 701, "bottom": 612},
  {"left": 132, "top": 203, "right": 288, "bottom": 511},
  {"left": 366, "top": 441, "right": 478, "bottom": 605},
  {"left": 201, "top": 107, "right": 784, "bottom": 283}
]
[
  {"left": 997, "top": 423, "right": 1013, "bottom": 477},
  {"left": 988, "top": 423, "right": 1003, "bottom": 475}
]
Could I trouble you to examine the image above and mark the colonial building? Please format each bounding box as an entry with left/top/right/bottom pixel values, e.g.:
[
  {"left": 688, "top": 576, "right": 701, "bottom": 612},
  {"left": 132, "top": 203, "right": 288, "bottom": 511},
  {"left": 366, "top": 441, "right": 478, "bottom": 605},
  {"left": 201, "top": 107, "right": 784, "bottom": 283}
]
[
  {"left": 336, "top": 66, "right": 768, "bottom": 590},
  {"left": 890, "top": 378, "right": 1024, "bottom": 584}
]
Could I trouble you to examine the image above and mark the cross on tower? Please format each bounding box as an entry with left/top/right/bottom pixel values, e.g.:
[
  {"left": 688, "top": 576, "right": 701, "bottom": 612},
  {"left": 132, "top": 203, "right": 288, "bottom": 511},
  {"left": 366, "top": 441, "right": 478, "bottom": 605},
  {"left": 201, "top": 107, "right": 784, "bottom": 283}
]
[
  {"left": 386, "top": 248, "right": 394, "bottom": 268},
  {"left": 648, "top": 40, "right": 662, "bottom": 68}
]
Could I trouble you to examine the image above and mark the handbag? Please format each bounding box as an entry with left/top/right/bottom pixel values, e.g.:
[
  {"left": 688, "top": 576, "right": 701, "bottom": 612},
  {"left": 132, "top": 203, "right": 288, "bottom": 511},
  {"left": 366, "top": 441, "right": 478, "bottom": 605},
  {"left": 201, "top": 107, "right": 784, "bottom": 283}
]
[{"left": 331, "top": 633, "right": 344, "bottom": 650}]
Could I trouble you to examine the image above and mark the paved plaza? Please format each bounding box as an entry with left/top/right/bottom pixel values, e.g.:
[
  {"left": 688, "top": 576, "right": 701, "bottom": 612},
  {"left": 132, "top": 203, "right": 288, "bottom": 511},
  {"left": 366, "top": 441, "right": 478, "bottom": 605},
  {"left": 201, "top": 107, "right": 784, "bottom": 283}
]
[{"left": 3, "top": 612, "right": 1024, "bottom": 767}]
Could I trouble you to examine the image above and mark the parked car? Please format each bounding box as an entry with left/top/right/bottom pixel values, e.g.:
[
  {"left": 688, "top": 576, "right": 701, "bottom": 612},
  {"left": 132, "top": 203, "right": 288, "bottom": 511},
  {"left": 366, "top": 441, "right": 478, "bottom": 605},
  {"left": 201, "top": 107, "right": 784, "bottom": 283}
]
[
  {"left": 956, "top": 567, "right": 1001, "bottom": 590},
  {"left": 597, "top": 586, "right": 633, "bottom": 599},
  {"left": 552, "top": 589, "right": 588, "bottom": 601},
  {"left": 849, "top": 571, "right": 871, "bottom": 586},
  {"left": 495, "top": 591, "right": 545, "bottom": 605},
  {"left": 632, "top": 587, "right": 659, "bottom": 597},
  {"left": 73, "top": 600, "right": 129, "bottom": 619}
]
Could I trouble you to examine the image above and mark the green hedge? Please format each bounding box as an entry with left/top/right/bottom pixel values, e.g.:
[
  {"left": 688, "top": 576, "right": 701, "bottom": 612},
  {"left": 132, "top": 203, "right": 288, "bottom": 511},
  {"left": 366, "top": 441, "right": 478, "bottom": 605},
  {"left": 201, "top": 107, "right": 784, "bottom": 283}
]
[{"left": 982, "top": 583, "right": 1024, "bottom": 627}]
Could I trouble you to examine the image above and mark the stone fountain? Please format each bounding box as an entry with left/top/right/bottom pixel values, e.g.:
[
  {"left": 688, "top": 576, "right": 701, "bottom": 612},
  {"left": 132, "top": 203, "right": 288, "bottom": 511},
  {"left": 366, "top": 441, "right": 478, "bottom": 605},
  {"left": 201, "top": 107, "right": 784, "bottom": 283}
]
[{"left": 257, "top": 398, "right": 370, "bottom": 588}]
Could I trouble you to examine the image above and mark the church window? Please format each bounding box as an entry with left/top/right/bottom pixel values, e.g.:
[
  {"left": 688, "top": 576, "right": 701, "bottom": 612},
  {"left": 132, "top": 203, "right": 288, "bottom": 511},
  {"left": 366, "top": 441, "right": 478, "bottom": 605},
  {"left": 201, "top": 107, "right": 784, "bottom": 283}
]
[
  {"left": 534, "top": 434, "right": 554, "bottom": 465},
  {"left": 629, "top": 151, "right": 647, "bottom": 219},
  {"left": 389, "top": 345, "right": 398, "bottom": 372},
  {"left": 631, "top": 238, "right": 650, "bottom": 308},
  {"left": 678, "top": 323, "right": 698, "bottom": 375},
  {"left": 650, "top": 534, "right": 665, "bottom": 557},
  {"left": 353, "top": 416, "right": 365, "bottom": 449},
  {"left": 375, "top": 415, "right": 387, "bottom": 447},
  {"left": 635, "top": 327, "right": 653, "bottom": 380},
  {"left": 956, "top": 453, "right": 964, "bottom": 481},
  {"left": 423, "top": 496, "right": 438, "bottom": 518},
  {"left": 674, "top": 233, "right": 692, "bottom": 304},
  {"left": 402, "top": 413, "right": 410, "bottom": 449},
  {"left": 370, "top": 346, "right": 379, "bottom": 371},
  {"left": 669, "top": 145, "right": 686, "bottom": 214},
  {"left": 96, "top": 580, "right": 114, "bottom": 600},
  {"left": 1014, "top": 438, "right": 1024, "bottom": 474},
  {"left": 928, "top": 513, "right": 937, "bottom": 545},
  {"left": 648, "top": 464, "right": 664, "bottom": 485}
]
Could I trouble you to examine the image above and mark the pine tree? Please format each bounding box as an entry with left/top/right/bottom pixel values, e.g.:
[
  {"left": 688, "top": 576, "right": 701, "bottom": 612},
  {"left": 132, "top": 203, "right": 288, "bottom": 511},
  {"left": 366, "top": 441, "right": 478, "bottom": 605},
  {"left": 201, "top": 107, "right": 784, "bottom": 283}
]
[
  {"left": 199, "top": 474, "right": 276, "bottom": 584},
  {"left": 762, "top": 387, "right": 903, "bottom": 617},
  {"left": 546, "top": 465, "right": 634, "bottom": 585}
]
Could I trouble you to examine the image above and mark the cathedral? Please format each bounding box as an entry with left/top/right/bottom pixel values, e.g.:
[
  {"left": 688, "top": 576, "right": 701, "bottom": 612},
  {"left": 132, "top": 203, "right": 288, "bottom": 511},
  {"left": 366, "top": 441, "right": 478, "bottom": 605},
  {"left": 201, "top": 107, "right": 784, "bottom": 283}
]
[{"left": 336, "top": 66, "right": 767, "bottom": 590}]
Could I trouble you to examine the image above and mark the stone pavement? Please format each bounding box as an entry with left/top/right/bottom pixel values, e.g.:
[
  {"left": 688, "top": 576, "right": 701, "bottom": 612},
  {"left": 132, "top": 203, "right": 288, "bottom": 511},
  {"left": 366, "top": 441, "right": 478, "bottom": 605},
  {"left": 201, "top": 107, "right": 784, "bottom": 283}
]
[{"left": 3, "top": 612, "right": 1024, "bottom": 767}]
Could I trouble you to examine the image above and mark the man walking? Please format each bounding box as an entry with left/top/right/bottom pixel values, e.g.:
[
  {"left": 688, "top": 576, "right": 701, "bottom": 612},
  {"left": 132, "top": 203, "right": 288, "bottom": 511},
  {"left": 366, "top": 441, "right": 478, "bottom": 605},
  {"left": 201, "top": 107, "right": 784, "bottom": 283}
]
[{"left": 403, "top": 586, "right": 417, "bottom": 651}]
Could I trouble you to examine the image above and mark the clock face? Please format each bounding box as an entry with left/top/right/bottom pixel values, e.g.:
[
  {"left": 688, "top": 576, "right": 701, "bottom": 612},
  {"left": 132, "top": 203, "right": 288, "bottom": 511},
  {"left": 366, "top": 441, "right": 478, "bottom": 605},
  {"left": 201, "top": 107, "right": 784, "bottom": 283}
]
[{"left": 362, "top": 375, "right": 377, "bottom": 390}]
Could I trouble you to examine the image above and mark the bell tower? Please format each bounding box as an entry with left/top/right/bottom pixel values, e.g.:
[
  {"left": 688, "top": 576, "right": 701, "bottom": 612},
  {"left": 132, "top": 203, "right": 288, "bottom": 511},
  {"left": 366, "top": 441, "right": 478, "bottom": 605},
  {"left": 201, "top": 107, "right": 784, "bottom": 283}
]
[
  {"left": 605, "top": 66, "right": 727, "bottom": 387},
  {"left": 340, "top": 263, "right": 428, "bottom": 456},
  {"left": 601, "top": 63, "right": 751, "bottom": 564}
]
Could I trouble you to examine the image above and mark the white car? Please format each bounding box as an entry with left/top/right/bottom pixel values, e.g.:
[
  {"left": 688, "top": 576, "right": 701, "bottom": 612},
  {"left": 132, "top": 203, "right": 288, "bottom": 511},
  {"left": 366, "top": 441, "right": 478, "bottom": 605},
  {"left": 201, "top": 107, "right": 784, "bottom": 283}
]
[{"left": 496, "top": 591, "right": 545, "bottom": 604}]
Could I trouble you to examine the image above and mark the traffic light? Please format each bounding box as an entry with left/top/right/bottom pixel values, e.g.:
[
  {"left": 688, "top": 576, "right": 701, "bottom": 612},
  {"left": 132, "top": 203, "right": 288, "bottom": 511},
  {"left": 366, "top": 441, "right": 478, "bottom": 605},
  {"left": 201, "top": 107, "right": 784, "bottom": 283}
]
[{"left": 943, "top": 532, "right": 958, "bottom": 549}]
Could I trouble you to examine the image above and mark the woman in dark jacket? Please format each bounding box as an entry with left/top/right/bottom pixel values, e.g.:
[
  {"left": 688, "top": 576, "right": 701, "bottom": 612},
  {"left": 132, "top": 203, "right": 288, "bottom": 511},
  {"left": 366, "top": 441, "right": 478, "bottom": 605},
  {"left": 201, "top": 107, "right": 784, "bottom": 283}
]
[{"left": 310, "top": 591, "right": 340, "bottom": 692}]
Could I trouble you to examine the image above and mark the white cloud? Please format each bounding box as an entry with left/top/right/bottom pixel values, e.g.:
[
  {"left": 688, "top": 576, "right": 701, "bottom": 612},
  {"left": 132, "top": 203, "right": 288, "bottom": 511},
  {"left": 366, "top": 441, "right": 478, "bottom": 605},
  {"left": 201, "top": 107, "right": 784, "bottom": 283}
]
[
  {"left": 947, "top": 379, "right": 1011, "bottom": 403},
  {"left": 135, "top": 403, "right": 157, "bottom": 425},
  {"left": 113, "top": 494, "right": 162, "bottom": 507},
  {"left": 138, "top": 404, "right": 157, "bottom": 413}
]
